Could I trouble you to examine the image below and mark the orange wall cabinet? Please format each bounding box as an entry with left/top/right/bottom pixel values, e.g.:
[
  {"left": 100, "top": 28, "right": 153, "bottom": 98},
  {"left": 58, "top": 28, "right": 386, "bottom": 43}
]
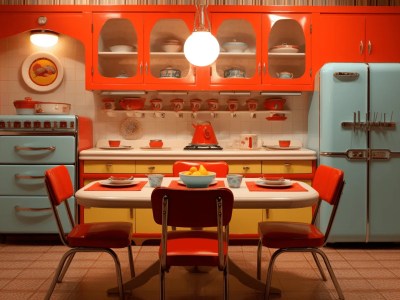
[
  {"left": 314, "top": 14, "right": 400, "bottom": 72},
  {"left": 89, "top": 12, "right": 196, "bottom": 91}
]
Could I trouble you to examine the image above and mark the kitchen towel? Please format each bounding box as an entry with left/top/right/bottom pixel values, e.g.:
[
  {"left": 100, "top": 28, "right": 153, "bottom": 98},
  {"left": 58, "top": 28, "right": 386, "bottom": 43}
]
[
  {"left": 169, "top": 180, "right": 225, "bottom": 189},
  {"left": 246, "top": 181, "right": 307, "bottom": 192},
  {"left": 85, "top": 181, "right": 147, "bottom": 191}
]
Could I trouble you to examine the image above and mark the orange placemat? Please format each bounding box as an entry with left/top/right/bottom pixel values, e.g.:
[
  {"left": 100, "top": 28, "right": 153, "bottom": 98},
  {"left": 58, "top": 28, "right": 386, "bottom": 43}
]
[
  {"left": 168, "top": 180, "right": 225, "bottom": 190},
  {"left": 85, "top": 181, "right": 147, "bottom": 191},
  {"left": 246, "top": 181, "right": 307, "bottom": 192}
]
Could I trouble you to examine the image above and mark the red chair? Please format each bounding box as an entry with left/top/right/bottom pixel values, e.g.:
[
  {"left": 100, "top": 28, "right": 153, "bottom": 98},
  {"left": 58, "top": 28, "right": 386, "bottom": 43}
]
[
  {"left": 173, "top": 160, "right": 229, "bottom": 177},
  {"left": 256, "top": 164, "right": 345, "bottom": 300},
  {"left": 151, "top": 187, "right": 234, "bottom": 300},
  {"left": 44, "top": 165, "right": 135, "bottom": 300}
]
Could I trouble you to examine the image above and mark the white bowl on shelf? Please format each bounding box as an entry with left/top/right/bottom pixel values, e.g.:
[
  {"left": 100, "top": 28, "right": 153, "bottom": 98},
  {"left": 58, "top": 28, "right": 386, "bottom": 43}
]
[
  {"left": 109, "top": 44, "right": 135, "bottom": 52},
  {"left": 162, "top": 44, "right": 182, "bottom": 52},
  {"left": 222, "top": 42, "right": 248, "bottom": 53}
]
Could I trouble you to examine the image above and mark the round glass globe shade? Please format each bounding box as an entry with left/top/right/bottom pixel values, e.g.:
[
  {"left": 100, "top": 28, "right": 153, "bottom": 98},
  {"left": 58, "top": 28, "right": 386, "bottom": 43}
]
[
  {"left": 184, "top": 31, "right": 220, "bottom": 67},
  {"left": 30, "top": 32, "right": 59, "bottom": 48}
]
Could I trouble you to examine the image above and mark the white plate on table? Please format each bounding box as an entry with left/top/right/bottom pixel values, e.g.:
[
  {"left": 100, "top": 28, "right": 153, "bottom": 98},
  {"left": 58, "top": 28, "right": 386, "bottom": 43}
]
[
  {"left": 177, "top": 180, "right": 218, "bottom": 186},
  {"left": 264, "top": 145, "right": 301, "bottom": 150},
  {"left": 100, "top": 180, "right": 138, "bottom": 187},
  {"left": 255, "top": 179, "right": 293, "bottom": 188},
  {"left": 99, "top": 146, "right": 132, "bottom": 150}
]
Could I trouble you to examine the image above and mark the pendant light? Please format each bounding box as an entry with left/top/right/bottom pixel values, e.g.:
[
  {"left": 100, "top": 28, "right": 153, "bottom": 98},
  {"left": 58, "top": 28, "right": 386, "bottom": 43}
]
[
  {"left": 30, "top": 30, "right": 59, "bottom": 48},
  {"left": 184, "top": 0, "right": 220, "bottom": 67}
]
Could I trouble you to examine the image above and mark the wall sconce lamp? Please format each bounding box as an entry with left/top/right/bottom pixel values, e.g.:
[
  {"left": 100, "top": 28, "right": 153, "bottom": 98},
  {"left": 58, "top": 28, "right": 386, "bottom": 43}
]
[
  {"left": 30, "top": 30, "right": 59, "bottom": 48},
  {"left": 184, "top": 0, "right": 219, "bottom": 67}
]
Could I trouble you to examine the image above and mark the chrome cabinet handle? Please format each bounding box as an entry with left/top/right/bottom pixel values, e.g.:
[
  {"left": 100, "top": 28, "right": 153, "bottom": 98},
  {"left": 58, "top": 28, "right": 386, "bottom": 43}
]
[
  {"left": 242, "top": 166, "right": 250, "bottom": 171},
  {"left": 15, "top": 146, "right": 56, "bottom": 151},
  {"left": 139, "top": 62, "right": 143, "bottom": 75},
  {"left": 258, "top": 62, "right": 261, "bottom": 74},
  {"left": 262, "top": 62, "right": 266, "bottom": 75},
  {"left": 284, "top": 163, "right": 291, "bottom": 167},
  {"left": 359, "top": 40, "right": 364, "bottom": 55},
  {"left": 148, "top": 166, "right": 155, "bottom": 171},
  {"left": 145, "top": 62, "right": 148, "bottom": 74},
  {"left": 368, "top": 40, "right": 372, "bottom": 55},
  {"left": 15, "top": 174, "right": 45, "bottom": 179},
  {"left": 15, "top": 205, "right": 51, "bottom": 212}
]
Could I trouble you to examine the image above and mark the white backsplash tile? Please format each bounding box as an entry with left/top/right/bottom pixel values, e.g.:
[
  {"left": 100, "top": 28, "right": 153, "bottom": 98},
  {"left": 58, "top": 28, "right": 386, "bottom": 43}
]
[{"left": 0, "top": 32, "right": 310, "bottom": 147}]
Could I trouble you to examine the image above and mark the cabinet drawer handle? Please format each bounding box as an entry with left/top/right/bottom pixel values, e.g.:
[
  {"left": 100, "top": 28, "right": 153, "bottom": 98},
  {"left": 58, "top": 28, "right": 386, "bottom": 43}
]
[
  {"left": 284, "top": 163, "right": 291, "bottom": 167},
  {"left": 242, "top": 166, "right": 250, "bottom": 171},
  {"left": 15, "top": 205, "right": 52, "bottom": 212},
  {"left": 106, "top": 163, "right": 113, "bottom": 168},
  {"left": 368, "top": 40, "right": 372, "bottom": 55},
  {"left": 15, "top": 174, "right": 45, "bottom": 179},
  {"left": 15, "top": 146, "right": 56, "bottom": 151},
  {"left": 148, "top": 166, "right": 155, "bottom": 171},
  {"left": 359, "top": 40, "right": 364, "bottom": 55}
]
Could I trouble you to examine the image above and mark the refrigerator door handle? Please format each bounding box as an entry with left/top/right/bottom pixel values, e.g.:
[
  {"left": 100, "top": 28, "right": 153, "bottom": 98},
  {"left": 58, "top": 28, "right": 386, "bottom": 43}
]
[
  {"left": 370, "top": 149, "right": 394, "bottom": 160},
  {"left": 321, "top": 150, "right": 368, "bottom": 160},
  {"left": 333, "top": 72, "right": 360, "bottom": 81}
]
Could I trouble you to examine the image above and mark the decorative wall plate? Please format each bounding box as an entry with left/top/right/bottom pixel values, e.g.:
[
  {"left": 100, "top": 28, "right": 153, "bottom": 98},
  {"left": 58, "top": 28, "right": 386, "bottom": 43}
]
[
  {"left": 21, "top": 52, "right": 64, "bottom": 92},
  {"left": 119, "top": 118, "right": 143, "bottom": 140}
]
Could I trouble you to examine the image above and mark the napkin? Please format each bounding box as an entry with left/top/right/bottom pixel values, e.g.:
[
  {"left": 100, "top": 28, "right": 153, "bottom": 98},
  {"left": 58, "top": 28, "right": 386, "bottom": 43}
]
[
  {"left": 246, "top": 181, "right": 307, "bottom": 192},
  {"left": 85, "top": 181, "right": 147, "bottom": 191}
]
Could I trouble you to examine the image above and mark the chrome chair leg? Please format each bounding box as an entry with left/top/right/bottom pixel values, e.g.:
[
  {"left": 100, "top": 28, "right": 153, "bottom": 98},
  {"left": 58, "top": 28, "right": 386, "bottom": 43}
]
[
  {"left": 264, "top": 249, "right": 283, "bottom": 300},
  {"left": 106, "top": 248, "right": 125, "bottom": 300},
  {"left": 315, "top": 249, "right": 345, "bottom": 300},
  {"left": 223, "top": 262, "right": 229, "bottom": 300},
  {"left": 128, "top": 244, "right": 135, "bottom": 278},
  {"left": 312, "top": 251, "right": 327, "bottom": 281},
  {"left": 45, "top": 249, "right": 76, "bottom": 300},
  {"left": 257, "top": 239, "right": 262, "bottom": 280},
  {"left": 57, "top": 251, "right": 76, "bottom": 282}
]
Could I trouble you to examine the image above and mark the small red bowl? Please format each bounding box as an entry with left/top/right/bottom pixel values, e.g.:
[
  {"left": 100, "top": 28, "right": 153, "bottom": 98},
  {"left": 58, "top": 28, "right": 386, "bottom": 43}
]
[
  {"left": 149, "top": 139, "right": 163, "bottom": 148},
  {"left": 119, "top": 98, "right": 145, "bottom": 110},
  {"left": 108, "top": 140, "right": 121, "bottom": 147},
  {"left": 264, "top": 98, "right": 286, "bottom": 110},
  {"left": 279, "top": 140, "right": 291, "bottom": 147}
]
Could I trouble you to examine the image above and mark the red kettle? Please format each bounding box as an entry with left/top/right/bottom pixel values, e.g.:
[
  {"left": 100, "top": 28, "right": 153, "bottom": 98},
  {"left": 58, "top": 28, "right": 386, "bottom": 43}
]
[{"left": 191, "top": 121, "right": 218, "bottom": 145}]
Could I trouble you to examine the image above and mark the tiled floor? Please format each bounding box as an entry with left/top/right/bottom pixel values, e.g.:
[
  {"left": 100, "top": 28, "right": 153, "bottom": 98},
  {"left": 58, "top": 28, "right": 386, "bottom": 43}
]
[{"left": 1, "top": 239, "right": 400, "bottom": 300}]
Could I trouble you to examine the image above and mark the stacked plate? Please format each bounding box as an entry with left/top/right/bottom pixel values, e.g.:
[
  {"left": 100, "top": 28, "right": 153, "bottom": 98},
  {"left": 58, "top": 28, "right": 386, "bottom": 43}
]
[
  {"left": 100, "top": 176, "right": 136, "bottom": 187},
  {"left": 255, "top": 177, "right": 293, "bottom": 188},
  {"left": 270, "top": 44, "right": 299, "bottom": 53}
]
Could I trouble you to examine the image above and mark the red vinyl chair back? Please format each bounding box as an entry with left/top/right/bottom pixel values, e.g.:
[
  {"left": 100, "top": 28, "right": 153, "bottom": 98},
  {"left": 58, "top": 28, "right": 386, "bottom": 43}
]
[
  {"left": 44, "top": 165, "right": 134, "bottom": 300},
  {"left": 151, "top": 187, "right": 234, "bottom": 300},
  {"left": 173, "top": 161, "right": 229, "bottom": 177}
]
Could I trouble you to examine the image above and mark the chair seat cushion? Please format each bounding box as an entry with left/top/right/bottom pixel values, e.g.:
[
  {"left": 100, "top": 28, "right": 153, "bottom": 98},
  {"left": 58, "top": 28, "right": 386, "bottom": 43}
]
[
  {"left": 258, "top": 221, "right": 325, "bottom": 248},
  {"left": 161, "top": 230, "right": 228, "bottom": 267},
  {"left": 67, "top": 222, "right": 132, "bottom": 248}
]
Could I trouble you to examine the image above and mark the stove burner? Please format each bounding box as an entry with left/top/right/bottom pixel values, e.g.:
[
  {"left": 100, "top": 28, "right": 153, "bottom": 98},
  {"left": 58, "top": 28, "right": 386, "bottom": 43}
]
[{"left": 184, "top": 144, "right": 223, "bottom": 150}]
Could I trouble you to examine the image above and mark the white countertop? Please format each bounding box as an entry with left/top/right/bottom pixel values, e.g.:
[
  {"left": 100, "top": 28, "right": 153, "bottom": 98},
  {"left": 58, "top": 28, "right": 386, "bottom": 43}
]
[{"left": 79, "top": 147, "right": 317, "bottom": 161}]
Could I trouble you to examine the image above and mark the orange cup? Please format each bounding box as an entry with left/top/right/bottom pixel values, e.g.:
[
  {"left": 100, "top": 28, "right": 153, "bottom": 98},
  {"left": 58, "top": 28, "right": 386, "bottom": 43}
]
[
  {"left": 108, "top": 140, "right": 121, "bottom": 147},
  {"left": 279, "top": 140, "right": 291, "bottom": 147}
]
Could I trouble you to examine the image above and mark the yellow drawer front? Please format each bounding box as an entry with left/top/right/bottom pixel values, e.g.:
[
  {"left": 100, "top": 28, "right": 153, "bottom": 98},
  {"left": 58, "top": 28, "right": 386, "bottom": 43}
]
[
  {"left": 84, "top": 160, "right": 135, "bottom": 173},
  {"left": 229, "top": 209, "right": 263, "bottom": 234},
  {"left": 135, "top": 209, "right": 162, "bottom": 233},
  {"left": 262, "top": 160, "right": 312, "bottom": 174},
  {"left": 135, "top": 160, "right": 173, "bottom": 174},
  {"left": 263, "top": 207, "right": 312, "bottom": 223},
  {"left": 227, "top": 161, "right": 262, "bottom": 174},
  {"left": 84, "top": 207, "right": 135, "bottom": 230}
]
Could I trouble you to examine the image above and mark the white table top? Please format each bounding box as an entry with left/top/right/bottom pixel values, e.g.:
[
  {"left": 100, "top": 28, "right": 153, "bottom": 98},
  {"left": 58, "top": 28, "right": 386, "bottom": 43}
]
[{"left": 75, "top": 177, "right": 319, "bottom": 209}]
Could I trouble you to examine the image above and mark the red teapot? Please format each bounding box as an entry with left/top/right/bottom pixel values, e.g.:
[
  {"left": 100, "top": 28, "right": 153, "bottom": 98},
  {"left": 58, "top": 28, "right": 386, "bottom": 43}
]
[{"left": 191, "top": 121, "right": 218, "bottom": 145}]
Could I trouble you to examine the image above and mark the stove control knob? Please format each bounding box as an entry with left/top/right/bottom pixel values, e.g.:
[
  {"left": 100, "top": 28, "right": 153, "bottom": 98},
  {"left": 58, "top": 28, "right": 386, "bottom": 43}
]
[
  {"left": 60, "top": 121, "right": 67, "bottom": 128},
  {"left": 13, "top": 121, "right": 21, "bottom": 128},
  {"left": 44, "top": 121, "right": 51, "bottom": 128},
  {"left": 0, "top": 121, "right": 5, "bottom": 128},
  {"left": 24, "top": 121, "right": 32, "bottom": 128},
  {"left": 34, "top": 121, "right": 41, "bottom": 128}
]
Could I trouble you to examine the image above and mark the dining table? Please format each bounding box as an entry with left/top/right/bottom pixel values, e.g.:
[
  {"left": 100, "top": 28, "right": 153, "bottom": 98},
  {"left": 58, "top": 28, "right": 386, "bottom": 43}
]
[{"left": 75, "top": 177, "right": 319, "bottom": 295}]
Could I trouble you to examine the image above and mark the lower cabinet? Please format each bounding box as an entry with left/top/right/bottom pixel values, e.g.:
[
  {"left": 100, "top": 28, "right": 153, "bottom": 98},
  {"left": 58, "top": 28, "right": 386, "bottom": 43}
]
[{"left": 80, "top": 158, "right": 315, "bottom": 242}]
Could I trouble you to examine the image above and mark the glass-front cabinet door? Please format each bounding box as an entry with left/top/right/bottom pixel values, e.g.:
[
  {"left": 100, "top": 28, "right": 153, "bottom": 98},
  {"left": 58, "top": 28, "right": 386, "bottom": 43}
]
[
  {"left": 144, "top": 13, "right": 195, "bottom": 85},
  {"left": 210, "top": 13, "right": 261, "bottom": 86},
  {"left": 262, "top": 14, "right": 312, "bottom": 87},
  {"left": 93, "top": 13, "right": 143, "bottom": 85},
  {"left": 92, "top": 13, "right": 194, "bottom": 89}
]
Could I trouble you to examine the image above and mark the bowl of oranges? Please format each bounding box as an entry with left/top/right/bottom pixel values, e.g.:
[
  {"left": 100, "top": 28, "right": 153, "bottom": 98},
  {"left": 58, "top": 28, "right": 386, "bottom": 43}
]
[{"left": 179, "top": 165, "right": 216, "bottom": 188}]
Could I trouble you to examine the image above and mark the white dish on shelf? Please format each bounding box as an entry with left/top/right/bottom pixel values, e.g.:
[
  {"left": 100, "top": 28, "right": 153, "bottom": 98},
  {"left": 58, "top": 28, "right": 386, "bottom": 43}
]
[
  {"left": 99, "top": 180, "right": 138, "bottom": 187},
  {"left": 255, "top": 179, "right": 293, "bottom": 188},
  {"left": 109, "top": 45, "right": 135, "bottom": 52},
  {"left": 270, "top": 44, "right": 299, "bottom": 53},
  {"left": 222, "top": 42, "right": 248, "bottom": 53},
  {"left": 99, "top": 146, "right": 132, "bottom": 150}
]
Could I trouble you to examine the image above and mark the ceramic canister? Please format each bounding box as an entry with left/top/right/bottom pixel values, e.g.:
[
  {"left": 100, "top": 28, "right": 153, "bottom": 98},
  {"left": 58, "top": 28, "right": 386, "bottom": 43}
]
[{"left": 239, "top": 134, "right": 258, "bottom": 150}]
